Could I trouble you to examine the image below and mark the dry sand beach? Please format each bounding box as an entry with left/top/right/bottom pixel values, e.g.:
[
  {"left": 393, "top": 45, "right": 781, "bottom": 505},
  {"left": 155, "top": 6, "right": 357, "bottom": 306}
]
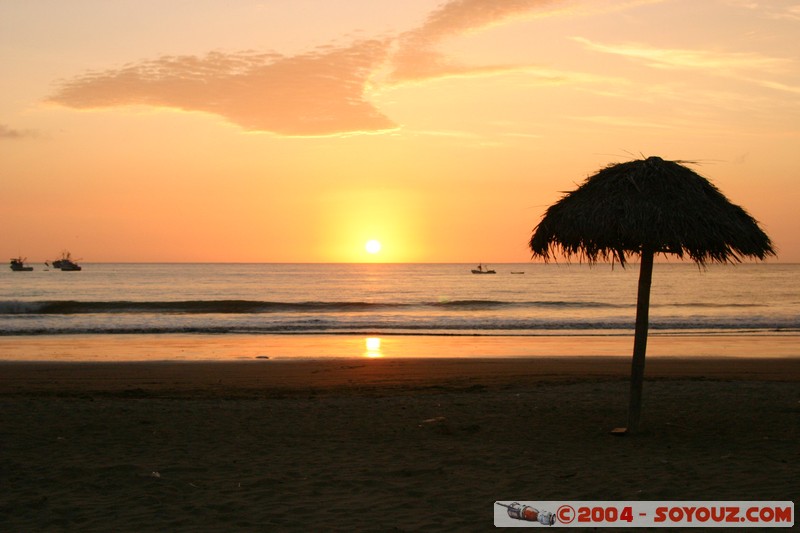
[{"left": 1, "top": 357, "right": 798, "bottom": 531}]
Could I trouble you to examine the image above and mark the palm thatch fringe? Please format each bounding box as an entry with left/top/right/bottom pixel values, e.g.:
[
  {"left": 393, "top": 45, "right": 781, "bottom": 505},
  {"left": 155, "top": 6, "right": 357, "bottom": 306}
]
[{"left": 529, "top": 156, "right": 775, "bottom": 266}]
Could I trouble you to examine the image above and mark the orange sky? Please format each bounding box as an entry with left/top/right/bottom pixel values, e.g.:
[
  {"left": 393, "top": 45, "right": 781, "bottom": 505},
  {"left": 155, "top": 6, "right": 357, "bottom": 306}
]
[{"left": 2, "top": 0, "right": 798, "bottom": 263}]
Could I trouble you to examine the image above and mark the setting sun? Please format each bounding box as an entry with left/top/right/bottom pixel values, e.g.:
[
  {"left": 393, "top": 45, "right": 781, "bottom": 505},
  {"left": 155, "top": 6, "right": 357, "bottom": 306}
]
[{"left": 365, "top": 240, "right": 382, "bottom": 254}]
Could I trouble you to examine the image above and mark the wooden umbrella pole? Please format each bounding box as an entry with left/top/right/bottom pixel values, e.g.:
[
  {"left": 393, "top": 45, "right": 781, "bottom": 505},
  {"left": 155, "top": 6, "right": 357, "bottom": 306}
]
[{"left": 627, "top": 247, "right": 654, "bottom": 433}]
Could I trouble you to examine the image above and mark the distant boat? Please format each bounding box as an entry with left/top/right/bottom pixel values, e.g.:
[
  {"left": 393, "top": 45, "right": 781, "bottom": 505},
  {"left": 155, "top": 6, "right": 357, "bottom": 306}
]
[
  {"left": 471, "top": 263, "right": 496, "bottom": 274},
  {"left": 10, "top": 257, "right": 33, "bottom": 271},
  {"left": 49, "top": 251, "right": 82, "bottom": 271},
  {"left": 511, "top": 271, "right": 525, "bottom": 274}
]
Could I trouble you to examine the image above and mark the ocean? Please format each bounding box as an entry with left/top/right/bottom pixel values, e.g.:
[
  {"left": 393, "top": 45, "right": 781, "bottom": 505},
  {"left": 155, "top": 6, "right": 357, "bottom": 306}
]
[{"left": 1, "top": 262, "right": 798, "bottom": 361}]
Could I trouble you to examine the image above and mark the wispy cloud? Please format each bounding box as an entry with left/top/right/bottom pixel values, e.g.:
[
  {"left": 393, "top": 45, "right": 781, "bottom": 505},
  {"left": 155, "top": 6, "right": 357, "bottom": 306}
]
[
  {"left": 574, "top": 36, "right": 800, "bottom": 98},
  {"left": 570, "top": 115, "right": 674, "bottom": 129},
  {"left": 775, "top": 4, "right": 800, "bottom": 21},
  {"left": 387, "top": 0, "right": 662, "bottom": 82},
  {"left": 388, "top": 0, "right": 565, "bottom": 83},
  {"left": 754, "top": 78, "right": 800, "bottom": 95},
  {"left": 48, "top": 0, "right": 583, "bottom": 136},
  {"left": 723, "top": 1, "right": 800, "bottom": 21},
  {"left": 49, "top": 40, "right": 396, "bottom": 137},
  {"left": 572, "top": 37, "right": 790, "bottom": 74},
  {"left": 0, "top": 124, "right": 36, "bottom": 140}
]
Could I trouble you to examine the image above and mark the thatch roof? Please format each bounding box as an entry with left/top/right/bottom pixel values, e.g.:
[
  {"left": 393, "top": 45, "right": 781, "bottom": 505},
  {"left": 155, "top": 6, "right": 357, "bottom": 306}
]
[{"left": 529, "top": 156, "right": 775, "bottom": 266}]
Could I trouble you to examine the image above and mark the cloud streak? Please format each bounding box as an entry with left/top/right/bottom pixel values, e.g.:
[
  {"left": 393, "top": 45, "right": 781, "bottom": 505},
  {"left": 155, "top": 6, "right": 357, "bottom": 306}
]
[
  {"left": 573, "top": 37, "right": 790, "bottom": 73},
  {"left": 573, "top": 37, "right": 800, "bottom": 96},
  {"left": 48, "top": 0, "right": 579, "bottom": 136},
  {"left": 725, "top": 1, "right": 800, "bottom": 22}
]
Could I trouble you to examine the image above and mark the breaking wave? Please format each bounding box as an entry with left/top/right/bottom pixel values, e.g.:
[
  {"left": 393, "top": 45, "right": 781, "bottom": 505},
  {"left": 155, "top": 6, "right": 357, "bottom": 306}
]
[
  {"left": 0, "top": 298, "right": 796, "bottom": 336},
  {"left": 0, "top": 299, "right": 632, "bottom": 315}
]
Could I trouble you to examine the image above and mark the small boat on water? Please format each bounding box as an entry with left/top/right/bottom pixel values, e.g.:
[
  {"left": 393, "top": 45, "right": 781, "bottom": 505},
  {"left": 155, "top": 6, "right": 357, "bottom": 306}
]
[
  {"left": 48, "top": 251, "right": 82, "bottom": 271},
  {"left": 10, "top": 257, "right": 33, "bottom": 271},
  {"left": 471, "top": 263, "right": 496, "bottom": 274}
]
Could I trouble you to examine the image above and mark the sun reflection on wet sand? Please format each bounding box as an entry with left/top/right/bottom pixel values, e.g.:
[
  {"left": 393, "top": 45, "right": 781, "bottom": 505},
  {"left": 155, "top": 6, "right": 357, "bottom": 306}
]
[{"left": 364, "top": 337, "right": 383, "bottom": 358}]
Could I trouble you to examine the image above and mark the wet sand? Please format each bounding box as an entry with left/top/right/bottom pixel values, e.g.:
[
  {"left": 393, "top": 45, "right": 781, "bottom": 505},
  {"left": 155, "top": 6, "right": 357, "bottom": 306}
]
[{"left": 1, "top": 357, "right": 798, "bottom": 531}]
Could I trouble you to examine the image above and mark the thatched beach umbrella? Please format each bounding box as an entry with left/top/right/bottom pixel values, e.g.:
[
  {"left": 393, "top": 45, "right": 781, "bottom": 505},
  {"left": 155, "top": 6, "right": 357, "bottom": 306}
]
[{"left": 529, "top": 156, "right": 775, "bottom": 434}]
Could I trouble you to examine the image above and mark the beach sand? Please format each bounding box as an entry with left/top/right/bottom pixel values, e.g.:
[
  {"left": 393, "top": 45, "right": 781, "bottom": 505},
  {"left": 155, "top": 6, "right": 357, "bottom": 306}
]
[{"left": 1, "top": 357, "right": 798, "bottom": 531}]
